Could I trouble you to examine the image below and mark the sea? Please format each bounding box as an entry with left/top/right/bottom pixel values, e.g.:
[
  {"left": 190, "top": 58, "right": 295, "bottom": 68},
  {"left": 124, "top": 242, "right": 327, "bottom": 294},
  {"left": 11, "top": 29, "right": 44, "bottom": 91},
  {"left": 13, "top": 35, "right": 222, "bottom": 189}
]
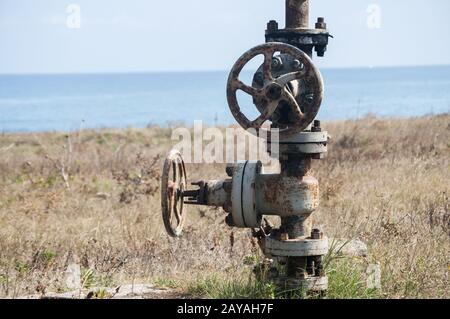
[{"left": 1, "top": 65, "right": 449, "bottom": 132}]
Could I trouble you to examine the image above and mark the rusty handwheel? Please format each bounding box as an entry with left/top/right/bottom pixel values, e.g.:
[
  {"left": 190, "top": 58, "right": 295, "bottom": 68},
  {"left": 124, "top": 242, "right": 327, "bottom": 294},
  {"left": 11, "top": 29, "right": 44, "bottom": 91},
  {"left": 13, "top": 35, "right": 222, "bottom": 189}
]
[
  {"left": 227, "top": 42, "right": 324, "bottom": 138},
  {"left": 161, "top": 149, "right": 187, "bottom": 237}
]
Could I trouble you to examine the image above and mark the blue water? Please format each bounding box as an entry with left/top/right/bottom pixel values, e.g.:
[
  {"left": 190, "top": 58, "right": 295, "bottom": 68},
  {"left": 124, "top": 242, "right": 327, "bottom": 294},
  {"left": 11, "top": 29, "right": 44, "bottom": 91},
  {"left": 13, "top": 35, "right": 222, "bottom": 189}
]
[{"left": 1, "top": 66, "right": 449, "bottom": 132}]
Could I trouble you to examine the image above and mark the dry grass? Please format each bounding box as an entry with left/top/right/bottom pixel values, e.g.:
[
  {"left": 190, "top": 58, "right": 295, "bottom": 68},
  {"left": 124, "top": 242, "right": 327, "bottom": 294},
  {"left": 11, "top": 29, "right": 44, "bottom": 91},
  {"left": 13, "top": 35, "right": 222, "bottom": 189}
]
[{"left": 0, "top": 114, "right": 449, "bottom": 299}]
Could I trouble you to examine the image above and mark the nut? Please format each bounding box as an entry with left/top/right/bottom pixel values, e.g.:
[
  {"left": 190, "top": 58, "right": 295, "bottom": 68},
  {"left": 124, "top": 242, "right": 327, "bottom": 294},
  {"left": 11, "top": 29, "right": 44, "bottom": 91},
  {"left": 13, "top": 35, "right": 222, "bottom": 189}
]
[
  {"left": 267, "top": 20, "right": 279, "bottom": 32},
  {"left": 311, "top": 228, "right": 322, "bottom": 240},
  {"left": 271, "top": 57, "right": 283, "bottom": 70},
  {"left": 315, "top": 17, "right": 326, "bottom": 29}
]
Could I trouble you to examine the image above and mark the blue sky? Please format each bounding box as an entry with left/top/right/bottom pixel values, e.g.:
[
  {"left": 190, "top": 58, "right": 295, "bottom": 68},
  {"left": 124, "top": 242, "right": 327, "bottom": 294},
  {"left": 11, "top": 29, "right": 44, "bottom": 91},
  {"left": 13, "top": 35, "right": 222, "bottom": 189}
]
[{"left": 1, "top": 0, "right": 449, "bottom": 74}]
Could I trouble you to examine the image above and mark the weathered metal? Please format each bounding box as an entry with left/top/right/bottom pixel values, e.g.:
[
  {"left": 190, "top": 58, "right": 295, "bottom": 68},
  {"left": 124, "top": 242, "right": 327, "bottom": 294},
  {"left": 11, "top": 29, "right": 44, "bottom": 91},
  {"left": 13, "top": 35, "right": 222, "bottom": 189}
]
[
  {"left": 275, "top": 130, "right": 327, "bottom": 144},
  {"left": 286, "top": 0, "right": 310, "bottom": 29},
  {"left": 256, "top": 174, "right": 319, "bottom": 217},
  {"left": 222, "top": 160, "right": 321, "bottom": 228},
  {"left": 265, "top": 236, "right": 328, "bottom": 257},
  {"left": 253, "top": 53, "right": 315, "bottom": 128},
  {"left": 281, "top": 215, "right": 313, "bottom": 238},
  {"left": 160, "top": 0, "right": 334, "bottom": 296},
  {"left": 266, "top": 0, "right": 330, "bottom": 57},
  {"left": 269, "top": 129, "right": 328, "bottom": 156},
  {"left": 231, "top": 161, "right": 262, "bottom": 228},
  {"left": 160, "top": 149, "right": 187, "bottom": 237},
  {"left": 204, "top": 180, "right": 230, "bottom": 207},
  {"left": 227, "top": 43, "right": 324, "bottom": 138},
  {"left": 315, "top": 17, "right": 326, "bottom": 30}
]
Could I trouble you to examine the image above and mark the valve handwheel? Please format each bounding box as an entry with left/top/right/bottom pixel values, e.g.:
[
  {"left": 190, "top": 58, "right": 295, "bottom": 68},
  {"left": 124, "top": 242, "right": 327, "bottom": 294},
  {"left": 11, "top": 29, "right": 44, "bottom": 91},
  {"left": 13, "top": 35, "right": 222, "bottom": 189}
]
[
  {"left": 227, "top": 43, "right": 324, "bottom": 137},
  {"left": 161, "top": 149, "right": 187, "bottom": 237}
]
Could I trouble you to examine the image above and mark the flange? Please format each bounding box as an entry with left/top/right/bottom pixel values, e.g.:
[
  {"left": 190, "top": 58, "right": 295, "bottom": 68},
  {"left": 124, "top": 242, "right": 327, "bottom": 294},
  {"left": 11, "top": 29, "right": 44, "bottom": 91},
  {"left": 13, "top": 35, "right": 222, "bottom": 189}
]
[
  {"left": 231, "top": 161, "right": 262, "bottom": 228},
  {"left": 265, "top": 236, "right": 328, "bottom": 257}
]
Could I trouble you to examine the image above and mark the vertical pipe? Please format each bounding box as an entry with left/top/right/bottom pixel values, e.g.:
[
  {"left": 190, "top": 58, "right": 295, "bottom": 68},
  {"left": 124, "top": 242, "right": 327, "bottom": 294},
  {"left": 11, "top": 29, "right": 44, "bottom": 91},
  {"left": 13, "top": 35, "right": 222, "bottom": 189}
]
[
  {"left": 280, "top": 156, "right": 313, "bottom": 239},
  {"left": 280, "top": 215, "right": 313, "bottom": 238},
  {"left": 286, "top": 0, "right": 310, "bottom": 29}
]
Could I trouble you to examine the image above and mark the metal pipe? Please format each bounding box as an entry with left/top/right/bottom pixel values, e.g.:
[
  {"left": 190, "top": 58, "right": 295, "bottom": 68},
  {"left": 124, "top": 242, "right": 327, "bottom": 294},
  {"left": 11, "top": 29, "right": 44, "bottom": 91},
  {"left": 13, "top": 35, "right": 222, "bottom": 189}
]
[
  {"left": 286, "top": 0, "right": 310, "bottom": 29},
  {"left": 256, "top": 174, "right": 319, "bottom": 217},
  {"left": 281, "top": 215, "right": 313, "bottom": 238},
  {"left": 205, "top": 180, "right": 230, "bottom": 207}
]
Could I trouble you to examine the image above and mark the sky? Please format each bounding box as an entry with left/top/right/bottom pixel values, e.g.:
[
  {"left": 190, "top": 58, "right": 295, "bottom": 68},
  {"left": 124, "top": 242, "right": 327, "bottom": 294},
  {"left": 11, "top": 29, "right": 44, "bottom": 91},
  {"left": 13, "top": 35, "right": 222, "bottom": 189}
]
[{"left": 0, "top": 0, "right": 449, "bottom": 74}]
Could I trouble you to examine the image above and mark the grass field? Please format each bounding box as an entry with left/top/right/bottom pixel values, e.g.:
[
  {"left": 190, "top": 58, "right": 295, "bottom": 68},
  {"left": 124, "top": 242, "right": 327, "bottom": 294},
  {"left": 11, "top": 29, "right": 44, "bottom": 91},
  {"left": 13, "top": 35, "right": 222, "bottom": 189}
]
[{"left": 0, "top": 114, "right": 449, "bottom": 299}]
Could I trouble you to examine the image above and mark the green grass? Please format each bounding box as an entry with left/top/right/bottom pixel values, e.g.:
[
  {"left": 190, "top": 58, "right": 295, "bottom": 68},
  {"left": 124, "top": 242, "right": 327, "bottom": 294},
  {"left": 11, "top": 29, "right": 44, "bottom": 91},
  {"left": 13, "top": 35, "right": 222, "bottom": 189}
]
[
  {"left": 79, "top": 268, "right": 115, "bottom": 290},
  {"left": 187, "top": 275, "right": 276, "bottom": 299},
  {"left": 185, "top": 258, "right": 382, "bottom": 299},
  {"left": 326, "top": 258, "right": 382, "bottom": 299},
  {"left": 1, "top": 115, "right": 447, "bottom": 298},
  {"left": 153, "top": 277, "right": 181, "bottom": 290}
]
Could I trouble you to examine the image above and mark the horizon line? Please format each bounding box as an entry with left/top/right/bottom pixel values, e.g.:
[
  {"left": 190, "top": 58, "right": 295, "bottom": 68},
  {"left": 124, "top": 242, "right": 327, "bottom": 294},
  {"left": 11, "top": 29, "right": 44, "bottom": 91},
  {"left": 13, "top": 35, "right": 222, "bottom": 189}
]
[{"left": 1, "top": 63, "right": 449, "bottom": 76}]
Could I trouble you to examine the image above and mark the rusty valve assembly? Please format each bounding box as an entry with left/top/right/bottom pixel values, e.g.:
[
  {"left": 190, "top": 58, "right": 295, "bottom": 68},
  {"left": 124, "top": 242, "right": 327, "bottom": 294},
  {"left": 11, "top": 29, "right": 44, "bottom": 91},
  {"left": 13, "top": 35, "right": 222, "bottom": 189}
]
[{"left": 161, "top": 0, "right": 331, "bottom": 295}]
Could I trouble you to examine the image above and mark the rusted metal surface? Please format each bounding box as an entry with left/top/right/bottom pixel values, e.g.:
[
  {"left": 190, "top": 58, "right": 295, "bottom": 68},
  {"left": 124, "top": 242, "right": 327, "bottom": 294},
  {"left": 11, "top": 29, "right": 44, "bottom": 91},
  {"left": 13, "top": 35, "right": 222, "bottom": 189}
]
[
  {"left": 265, "top": 236, "right": 328, "bottom": 257},
  {"left": 280, "top": 215, "right": 313, "bottom": 238},
  {"left": 266, "top": 1, "right": 330, "bottom": 57},
  {"left": 160, "top": 0, "right": 336, "bottom": 295},
  {"left": 286, "top": 0, "right": 310, "bottom": 29},
  {"left": 280, "top": 156, "right": 312, "bottom": 177},
  {"left": 279, "top": 142, "right": 327, "bottom": 155},
  {"left": 276, "top": 130, "right": 327, "bottom": 143},
  {"left": 205, "top": 180, "right": 230, "bottom": 207},
  {"left": 265, "top": 29, "right": 329, "bottom": 58},
  {"left": 252, "top": 53, "right": 320, "bottom": 128},
  {"left": 231, "top": 161, "right": 262, "bottom": 228},
  {"left": 311, "top": 228, "right": 323, "bottom": 240},
  {"left": 315, "top": 17, "right": 326, "bottom": 30},
  {"left": 227, "top": 43, "right": 323, "bottom": 138},
  {"left": 161, "top": 149, "right": 187, "bottom": 237},
  {"left": 184, "top": 179, "right": 232, "bottom": 212},
  {"left": 256, "top": 174, "right": 319, "bottom": 217}
]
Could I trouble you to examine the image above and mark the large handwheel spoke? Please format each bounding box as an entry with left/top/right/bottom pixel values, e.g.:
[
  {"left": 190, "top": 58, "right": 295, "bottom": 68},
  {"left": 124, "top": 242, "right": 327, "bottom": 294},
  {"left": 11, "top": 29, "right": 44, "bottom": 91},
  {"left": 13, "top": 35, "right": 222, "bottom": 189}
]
[
  {"left": 277, "top": 70, "right": 306, "bottom": 86},
  {"left": 172, "top": 161, "right": 178, "bottom": 182},
  {"left": 235, "top": 80, "right": 259, "bottom": 96},
  {"left": 252, "top": 115, "right": 268, "bottom": 128},
  {"left": 167, "top": 190, "right": 175, "bottom": 223},
  {"left": 282, "top": 88, "right": 304, "bottom": 119},
  {"left": 175, "top": 162, "right": 184, "bottom": 222},
  {"left": 167, "top": 181, "right": 176, "bottom": 216},
  {"left": 251, "top": 101, "right": 279, "bottom": 128},
  {"left": 168, "top": 180, "right": 178, "bottom": 191},
  {"left": 170, "top": 183, "right": 181, "bottom": 225},
  {"left": 174, "top": 201, "right": 182, "bottom": 223},
  {"left": 263, "top": 50, "right": 275, "bottom": 82}
]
